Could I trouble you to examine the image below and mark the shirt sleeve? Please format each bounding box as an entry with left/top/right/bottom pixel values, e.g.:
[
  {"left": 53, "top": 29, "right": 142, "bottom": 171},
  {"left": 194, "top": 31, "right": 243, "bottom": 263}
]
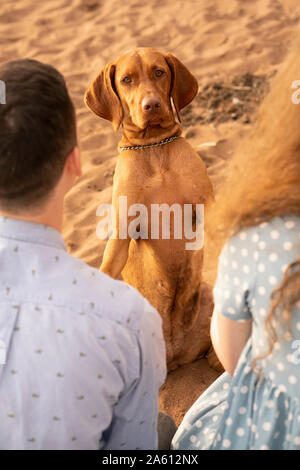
[
  {"left": 102, "top": 295, "right": 166, "bottom": 450},
  {"left": 213, "top": 229, "right": 257, "bottom": 322}
]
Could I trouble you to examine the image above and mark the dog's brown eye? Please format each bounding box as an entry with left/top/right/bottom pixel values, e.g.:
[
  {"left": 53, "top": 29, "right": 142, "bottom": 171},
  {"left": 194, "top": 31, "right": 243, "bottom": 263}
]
[
  {"left": 122, "top": 76, "right": 132, "bottom": 84},
  {"left": 155, "top": 70, "right": 164, "bottom": 78}
]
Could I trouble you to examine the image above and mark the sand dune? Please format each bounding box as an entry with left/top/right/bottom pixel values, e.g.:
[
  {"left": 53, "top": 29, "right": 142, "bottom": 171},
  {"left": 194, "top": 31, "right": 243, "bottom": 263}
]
[{"left": 1, "top": 0, "right": 300, "bottom": 425}]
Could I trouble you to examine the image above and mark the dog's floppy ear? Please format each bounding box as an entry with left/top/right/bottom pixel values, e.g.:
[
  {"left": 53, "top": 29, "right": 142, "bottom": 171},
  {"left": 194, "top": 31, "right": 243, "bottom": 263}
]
[
  {"left": 164, "top": 53, "right": 198, "bottom": 122},
  {"left": 84, "top": 62, "right": 123, "bottom": 132}
]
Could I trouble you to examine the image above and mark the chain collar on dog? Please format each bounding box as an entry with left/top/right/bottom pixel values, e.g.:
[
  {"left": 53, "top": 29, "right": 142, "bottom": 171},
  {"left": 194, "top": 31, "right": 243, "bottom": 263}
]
[{"left": 119, "top": 135, "right": 180, "bottom": 153}]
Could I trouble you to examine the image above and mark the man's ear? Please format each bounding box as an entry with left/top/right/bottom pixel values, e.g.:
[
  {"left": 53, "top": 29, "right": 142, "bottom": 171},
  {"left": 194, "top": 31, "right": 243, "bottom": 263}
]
[
  {"left": 164, "top": 53, "right": 198, "bottom": 123},
  {"left": 84, "top": 62, "right": 123, "bottom": 132},
  {"left": 66, "top": 146, "right": 82, "bottom": 178}
]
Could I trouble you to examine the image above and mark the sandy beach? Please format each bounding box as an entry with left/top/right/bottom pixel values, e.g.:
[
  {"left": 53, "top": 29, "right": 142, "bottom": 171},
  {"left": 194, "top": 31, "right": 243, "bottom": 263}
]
[{"left": 1, "top": 0, "right": 300, "bottom": 425}]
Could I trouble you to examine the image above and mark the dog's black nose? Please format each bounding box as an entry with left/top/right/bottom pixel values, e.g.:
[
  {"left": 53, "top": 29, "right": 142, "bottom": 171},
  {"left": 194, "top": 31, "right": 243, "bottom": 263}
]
[{"left": 142, "top": 97, "right": 161, "bottom": 112}]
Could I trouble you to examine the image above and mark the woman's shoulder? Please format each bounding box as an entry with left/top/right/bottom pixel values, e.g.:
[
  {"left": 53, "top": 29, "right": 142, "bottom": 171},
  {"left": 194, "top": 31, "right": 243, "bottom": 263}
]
[
  {"left": 226, "top": 215, "right": 300, "bottom": 248},
  {"left": 220, "top": 215, "right": 299, "bottom": 274},
  {"left": 255, "top": 214, "right": 300, "bottom": 248}
]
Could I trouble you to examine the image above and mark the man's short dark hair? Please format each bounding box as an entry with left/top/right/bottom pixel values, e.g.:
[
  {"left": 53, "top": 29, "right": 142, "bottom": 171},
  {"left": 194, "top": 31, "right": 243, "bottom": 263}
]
[{"left": 0, "top": 59, "right": 77, "bottom": 211}]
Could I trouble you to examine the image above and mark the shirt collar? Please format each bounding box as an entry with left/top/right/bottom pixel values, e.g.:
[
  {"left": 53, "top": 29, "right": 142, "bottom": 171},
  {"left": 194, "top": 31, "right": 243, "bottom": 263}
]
[{"left": 0, "top": 216, "right": 67, "bottom": 251}]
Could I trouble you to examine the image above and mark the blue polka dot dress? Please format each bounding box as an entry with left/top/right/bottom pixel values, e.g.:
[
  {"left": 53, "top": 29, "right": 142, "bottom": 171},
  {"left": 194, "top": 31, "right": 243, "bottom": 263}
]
[{"left": 172, "top": 215, "right": 300, "bottom": 450}]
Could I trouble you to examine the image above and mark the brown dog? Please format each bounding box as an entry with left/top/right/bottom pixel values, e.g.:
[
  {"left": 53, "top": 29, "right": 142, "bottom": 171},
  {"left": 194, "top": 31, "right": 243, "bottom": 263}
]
[{"left": 85, "top": 48, "right": 217, "bottom": 370}]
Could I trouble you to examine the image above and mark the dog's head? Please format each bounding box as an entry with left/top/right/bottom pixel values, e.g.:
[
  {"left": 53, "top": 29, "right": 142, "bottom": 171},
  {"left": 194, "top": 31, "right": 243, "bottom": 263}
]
[{"left": 84, "top": 48, "right": 198, "bottom": 133}]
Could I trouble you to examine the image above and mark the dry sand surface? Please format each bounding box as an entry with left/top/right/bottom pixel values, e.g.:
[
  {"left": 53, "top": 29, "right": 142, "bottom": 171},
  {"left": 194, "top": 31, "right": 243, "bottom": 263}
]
[{"left": 1, "top": 0, "right": 300, "bottom": 426}]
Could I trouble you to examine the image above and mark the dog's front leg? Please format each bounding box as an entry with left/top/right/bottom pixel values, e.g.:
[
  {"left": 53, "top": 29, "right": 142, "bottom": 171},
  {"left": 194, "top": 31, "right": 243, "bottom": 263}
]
[{"left": 100, "top": 237, "right": 130, "bottom": 279}]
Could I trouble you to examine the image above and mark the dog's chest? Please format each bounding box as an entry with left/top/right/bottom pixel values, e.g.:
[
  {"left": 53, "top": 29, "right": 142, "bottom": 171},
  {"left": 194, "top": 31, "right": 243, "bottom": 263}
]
[
  {"left": 141, "top": 170, "right": 180, "bottom": 202},
  {"left": 140, "top": 166, "right": 199, "bottom": 205}
]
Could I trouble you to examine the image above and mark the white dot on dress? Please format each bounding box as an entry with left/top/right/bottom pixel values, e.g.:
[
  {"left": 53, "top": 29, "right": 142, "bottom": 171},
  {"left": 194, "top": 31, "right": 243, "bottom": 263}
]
[
  {"left": 239, "top": 232, "right": 247, "bottom": 240},
  {"left": 271, "top": 230, "right": 280, "bottom": 239},
  {"left": 288, "top": 375, "right": 297, "bottom": 384},
  {"left": 222, "top": 439, "right": 231, "bottom": 448},
  {"left": 285, "top": 220, "right": 295, "bottom": 229},
  {"left": 258, "top": 263, "right": 265, "bottom": 272},
  {"left": 183, "top": 422, "right": 192, "bottom": 431},
  {"left": 259, "top": 308, "right": 266, "bottom": 317},
  {"left": 269, "top": 253, "right": 278, "bottom": 262},
  {"left": 226, "top": 417, "right": 233, "bottom": 426},
  {"left": 283, "top": 241, "right": 293, "bottom": 251},
  {"left": 263, "top": 422, "right": 271, "bottom": 431},
  {"left": 236, "top": 428, "right": 245, "bottom": 437},
  {"left": 268, "top": 276, "right": 277, "bottom": 285},
  {"left": 227, "top": 307, "right": 236, "bottom": 315},
  {"left": 258, "top": 286, "right": 266, "bottom": 295},
  {"left": 243, "top": 265, "right": 250, "bottom": 274},
  {"left": 238, "top": 407, "right": 247, "bottom": 415},
  {"left": 286, "top": 354, "right": 295, "bottom": 364}
]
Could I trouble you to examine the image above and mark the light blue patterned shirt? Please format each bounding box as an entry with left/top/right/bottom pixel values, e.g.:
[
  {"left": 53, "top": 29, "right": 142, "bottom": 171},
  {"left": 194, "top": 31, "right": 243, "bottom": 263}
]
[{"left": 0, "top": 216, "right": 166, "bottom": 450}]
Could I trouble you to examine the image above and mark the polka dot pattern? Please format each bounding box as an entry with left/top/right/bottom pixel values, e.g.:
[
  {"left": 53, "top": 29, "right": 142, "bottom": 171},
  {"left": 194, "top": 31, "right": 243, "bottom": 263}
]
[{"left": 173, "top": 215, "right": 300, "bottom": 451}]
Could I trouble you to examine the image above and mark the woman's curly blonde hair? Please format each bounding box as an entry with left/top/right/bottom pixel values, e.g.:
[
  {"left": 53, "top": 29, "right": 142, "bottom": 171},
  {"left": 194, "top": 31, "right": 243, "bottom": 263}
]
[{"left": 204, "top": 36, "right": 300, "bottom": 370}]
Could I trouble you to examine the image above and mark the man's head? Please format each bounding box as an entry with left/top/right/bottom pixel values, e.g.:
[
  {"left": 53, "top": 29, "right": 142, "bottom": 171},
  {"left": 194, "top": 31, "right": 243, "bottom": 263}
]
[{"left": 0, "top": 59, "right": 79, "bottom": 213}]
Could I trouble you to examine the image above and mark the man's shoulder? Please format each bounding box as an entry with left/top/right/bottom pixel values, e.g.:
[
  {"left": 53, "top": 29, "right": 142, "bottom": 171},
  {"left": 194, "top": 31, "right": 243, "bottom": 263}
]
[{"left": 55, "top": 251, "right": 160, "bottom": 334}]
